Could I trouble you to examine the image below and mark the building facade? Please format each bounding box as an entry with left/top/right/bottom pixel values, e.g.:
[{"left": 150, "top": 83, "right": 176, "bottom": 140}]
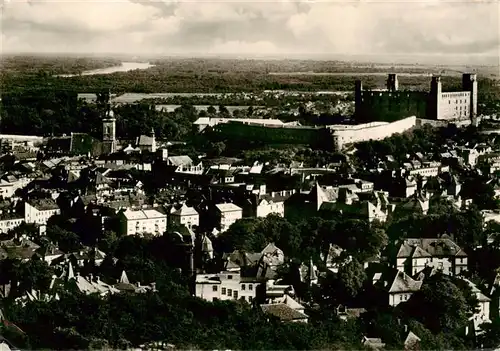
[
  {"left": 170, "top": 204, "right": 199, "bottom": 229},
  {"left": 396, "top": 238, "right": 468, "bottom": 276},
  {"left": 215, "top": 203, "right": 243, "bottom": 232},
  {"left": 195, "top": 272, "right": 261, "bottom": 303},
  {"left": 355, "top": 73, "right": 478, "bottom": 123},
  {"left": 24, "top": 200, "right": 61, "bottom": 225},
  {"left": 120, "top": 208, "right": 167, "bottom": 236}
]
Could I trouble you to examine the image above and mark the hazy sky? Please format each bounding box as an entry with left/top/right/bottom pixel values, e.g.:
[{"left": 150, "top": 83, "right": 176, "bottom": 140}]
[{"left": 1, "top": 0, "right": 499, "bottom": 58}]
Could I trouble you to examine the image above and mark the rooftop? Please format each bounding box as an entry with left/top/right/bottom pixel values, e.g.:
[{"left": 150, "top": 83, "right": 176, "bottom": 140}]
[
  {"left": 27, "top": 198, "right": 60, "bottom": 211},
  {"left": 122, "top": 208, "right": 166, "bottom": 220},
  {"left": 216, "top": 203, "right": 242, "bottom": 212},
  {"left": 260, "top": 303, "right": 308, "bottom": 322}
]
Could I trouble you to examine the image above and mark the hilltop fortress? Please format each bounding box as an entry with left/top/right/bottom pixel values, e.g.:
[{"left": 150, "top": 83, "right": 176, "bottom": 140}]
[
  {"left": 354, "top": 73, "right": 478, "bottom": 123},
  {"left": 193, "top": 73, "right": 477, "bottom": 151}
]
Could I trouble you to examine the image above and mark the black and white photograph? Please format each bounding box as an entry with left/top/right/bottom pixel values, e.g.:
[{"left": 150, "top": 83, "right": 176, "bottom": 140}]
[{"left": 0, "top": 0, "right": 499, "bottom": 349}]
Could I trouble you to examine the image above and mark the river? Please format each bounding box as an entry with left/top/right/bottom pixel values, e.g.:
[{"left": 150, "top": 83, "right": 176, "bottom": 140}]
[{"left": 56, "top": 62, "right": 155, "bottom": 77}]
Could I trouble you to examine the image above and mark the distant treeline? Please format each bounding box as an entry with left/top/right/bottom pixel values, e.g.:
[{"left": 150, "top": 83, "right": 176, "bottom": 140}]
[{"left": 0, "top": 92, "right": 198, "bottom": 140}]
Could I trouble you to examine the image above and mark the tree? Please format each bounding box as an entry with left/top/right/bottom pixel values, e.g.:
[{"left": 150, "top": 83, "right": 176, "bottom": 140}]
[
  {"left": 401, "top": 273, "right": 478, "bottom": 333},
  {"left": 477, "top": 317, "right": 500, "bottom": 349},
  {"left": 337, "top": 259, "right": 367, "bottom": 300}
]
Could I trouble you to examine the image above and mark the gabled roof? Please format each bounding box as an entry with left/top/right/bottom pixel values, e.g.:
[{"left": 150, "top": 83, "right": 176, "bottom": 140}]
[
  {"left": 201, "top": 235, "right": 213, "bottom": 253},
  {"left": 171, "top": 203, "right": 198, "bottom": 217},
  {"left": 136, "top": 135, "right": 155, "bottom": 147},
  {"left": 404, "top": 331, "right": 421, "bottom": 346},
  {"left": 309, "top": 182, "right": 339, "bottom": 205},
  {"left": 260, "top": 303, "right": 308, "bottom": 321},
  {"left": 261, "top": 242, "right": 282, "bottom": 256},
  {"left": 397, "top": 238, "right": 466, "bottom": 258},
  {"left": 168, "top": 156, "right": 193, "bottom": 167},
  {"left": 388, "top": 270, "right": 423, "bottom": 293},
  {"left": 215, "top": 203, "right": 242, "bottom": 212}
]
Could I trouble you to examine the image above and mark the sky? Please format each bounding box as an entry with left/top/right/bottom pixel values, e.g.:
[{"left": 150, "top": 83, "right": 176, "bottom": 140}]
[{"left": 1, "top": 0, "right": 499, "bottom": 61}]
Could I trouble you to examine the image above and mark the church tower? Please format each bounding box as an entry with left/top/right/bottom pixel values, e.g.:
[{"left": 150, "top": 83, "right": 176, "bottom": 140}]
[
  {"left": 102, "top": 103, "right": 117, "bottom": 154},
  {"left": 150, "top": 127, "right": 157, "bottom": 153}
]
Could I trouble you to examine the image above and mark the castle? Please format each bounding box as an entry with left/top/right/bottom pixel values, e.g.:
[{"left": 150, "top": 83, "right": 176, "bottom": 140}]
[{"left": 354, "top": 73, "right": 478, "bottom": 123}]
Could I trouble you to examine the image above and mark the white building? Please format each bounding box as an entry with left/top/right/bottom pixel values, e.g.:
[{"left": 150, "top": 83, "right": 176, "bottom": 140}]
[
  {"left": 24, "top": 200, "right": 61, "bottom": 225},
  {"left": 0, "top": 175, "right": 34, "bottom": 199},
  {"left": 120, "top": 208, "right": 167, "bottom": 236},
  {"left": 462, "top": 278, "right": 491, "bottom": 337},
  {"left": 256, "top": 195, "right": 286, "bottom": 218},
  {"left": 215, "top": 203, "right": 242, "bottom": 232},
  {"left": 170, "top": 204, "right": 199, "bottom": 229},
  {"left": 329, "top": 116, "right": 416, "bottom": 150},
  {"left": 195, "top": 272, "right": 261, "bottom": 303},
  {"left": 193, "top": 117, "right": 290, "bottom": 133},
  {"left": 396, "top": 238, "right": 468, "bottom": 276},
  {"left": 0, "top": 215, "right": 24, "bottom": 233}
]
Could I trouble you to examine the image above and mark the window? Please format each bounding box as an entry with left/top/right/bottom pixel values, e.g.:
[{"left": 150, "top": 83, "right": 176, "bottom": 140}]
[
  {"left": 221, "top": 288, "right": 226, "bottom": 295},
  {"left": 233, "top": 290, "right": 238, "bottom": 299},
  {"left": 400, "top": 295, "right": 403, "bottom": 301},
  {"left": 212, "top": 285, "right": 218, "bottom": 292},
  {"left": 241, "top": 284, "right": 246, "bottom": 290},
  {"left": 227, "top": 275, "right": 233, "bottom": 280},
  {"left": 227, "top": 289, "right": 232, "bottom": 296},
  {"left": 249, "top": 284, "right": 253, "bottom": 291},
  {"left": 249, "top": 296, "right": 253, "bottom": 302}
]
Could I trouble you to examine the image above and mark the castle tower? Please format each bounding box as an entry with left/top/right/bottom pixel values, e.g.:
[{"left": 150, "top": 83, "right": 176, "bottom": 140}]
[
  {"left": 462, "top": 73, "right": 478, "bottom": 120},
  {"left": 430, "top": 76, "right": 442, "bottom": 120},
  {"left": 387, "top": 74, "right": 399, "bottom": 91},
  {"left": 102, "top": 107, "right": 117, "bottom": 154},
  {"left": 354, "top": 80, "right": 364, "bottom": 121}
]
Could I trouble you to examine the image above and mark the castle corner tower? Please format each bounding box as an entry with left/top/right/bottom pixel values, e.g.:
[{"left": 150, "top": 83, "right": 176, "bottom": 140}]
[
  {"left": 462, "top": 73, "right": 478, "bottom": 120},
  {"left": 430, "top": 75, "right": 442, "bottom": 120},
  {"left": 387, "top": 74, "right": 399, "bottom": 92}
]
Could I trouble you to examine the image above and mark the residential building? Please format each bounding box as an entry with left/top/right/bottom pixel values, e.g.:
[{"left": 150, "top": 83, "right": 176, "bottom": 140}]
[
  {"left": 373, "top": 269, "right": 423, "bottom": 307},
  {"left": 463, "top": 278, "right": 491, "bottom": 337},
  {"left": 135, "top": 129, "right": 157, "bottom": 153},
  {"left": 395, "top": 237, "right": 468, "bottom": 276},
  {"left": 24, "top": 199, "right": 61, "bottom": 225},
  {"left": 119, "top": 208, "right": 167, "bottom": 236},
  {"left": 170, "top": 204, "right": 199, "bottom": 229},
  {"left": 215, "top": 203, "right": 242, "bottom": 232},
  {"left": 195, "top": 272, "right": 262, "bottom": 303},
  {"left": 168, "top": 156, "right": 204, "bottom": 175},
  {"left": 256, "top": 194, "right": 287, "bottom": 218}
]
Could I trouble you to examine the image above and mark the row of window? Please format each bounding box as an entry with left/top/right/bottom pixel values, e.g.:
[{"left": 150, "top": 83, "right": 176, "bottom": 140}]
[
  {"left": 212, "top": 283, "right": 254, "bottom": 293},
  {"left": 134, "top": 219, "right": 166, "bottom": 225},
  {"left": 213, "top": 295, "right": 253, "bottom": 302},
  {"left": 399, "top": 294, "right": 410, "bottom": 302}
]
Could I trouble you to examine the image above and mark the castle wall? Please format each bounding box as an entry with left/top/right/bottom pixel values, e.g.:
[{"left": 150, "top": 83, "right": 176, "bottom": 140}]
[
  {"left": 214, "top": 122, "right": 320, "bottom": 145},
  {"left": 355, "top": 91, "right": 428, "bottom": 123},
  {"left": 331, "top": 116, "right": 417, "bottom": 150},
  {"left": 438, "top": 91, "right": 471, "bottom": 120}
]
